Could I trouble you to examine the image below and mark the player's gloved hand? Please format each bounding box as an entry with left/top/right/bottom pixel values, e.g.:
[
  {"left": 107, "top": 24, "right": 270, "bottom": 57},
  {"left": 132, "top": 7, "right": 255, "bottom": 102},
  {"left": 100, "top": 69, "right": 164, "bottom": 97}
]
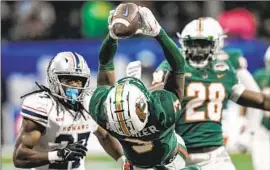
[
  {"left": 108, "top": 10, "right": 126, "bottom": 40},
  {"left": 49, "top": 141, "right": 88, "bottom": 163},
  {"left": 135, "top": 6, "right": 161, "bottom": 37},
  {"left": 126, "top": 61, "right": 142, "bottom": 79},
  {"left": 57, "top": 141, "right": 88, "bottom": 161}
]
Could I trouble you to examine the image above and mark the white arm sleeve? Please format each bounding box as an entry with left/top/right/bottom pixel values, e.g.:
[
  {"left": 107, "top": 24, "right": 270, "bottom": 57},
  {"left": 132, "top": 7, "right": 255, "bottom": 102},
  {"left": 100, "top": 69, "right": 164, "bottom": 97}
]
[
  {"left": 236, "top": 68, "right": 263, "bottom": 130},
  {"left": 230, "top": 83, "right": 246, "bottom": 102},
  {"left": 236, "top": 68, "right": 260, "bottom": 92}
]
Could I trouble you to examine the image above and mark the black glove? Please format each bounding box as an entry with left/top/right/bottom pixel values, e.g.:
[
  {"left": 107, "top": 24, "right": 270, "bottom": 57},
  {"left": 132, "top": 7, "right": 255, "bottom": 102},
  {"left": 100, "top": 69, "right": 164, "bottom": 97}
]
[{"left": 56, "top": 141, "right": 88, "bottom": 162}]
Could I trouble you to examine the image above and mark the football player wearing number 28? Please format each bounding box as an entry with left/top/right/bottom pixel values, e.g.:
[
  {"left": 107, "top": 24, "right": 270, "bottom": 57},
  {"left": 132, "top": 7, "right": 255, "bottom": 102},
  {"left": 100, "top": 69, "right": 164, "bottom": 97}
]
[
  {"left": 13, "top": 52, "right": 125, "bottom": 170},
  {"left": 152, "top": 17, "right": 270, "bottom": 170}
]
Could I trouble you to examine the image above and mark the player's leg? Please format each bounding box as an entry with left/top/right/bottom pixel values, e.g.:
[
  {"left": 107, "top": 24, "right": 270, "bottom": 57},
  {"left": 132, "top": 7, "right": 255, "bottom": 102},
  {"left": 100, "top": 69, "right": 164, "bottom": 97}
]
[
  {"left": 163, "top": 133, "right": 188, "bottom": 170},
  {"left": 251, "top": 126, "right": 270, "bottom": 170},
  {"left": 187, "top": 146, "right": 236, "bottom": 170}
]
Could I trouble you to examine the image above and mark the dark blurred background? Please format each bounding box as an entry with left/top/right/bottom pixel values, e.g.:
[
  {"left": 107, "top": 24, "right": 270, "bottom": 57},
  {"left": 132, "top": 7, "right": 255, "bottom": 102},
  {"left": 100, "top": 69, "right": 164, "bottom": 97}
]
[{"left": 1, "top": 1, "right": 270, "bottom": 42}]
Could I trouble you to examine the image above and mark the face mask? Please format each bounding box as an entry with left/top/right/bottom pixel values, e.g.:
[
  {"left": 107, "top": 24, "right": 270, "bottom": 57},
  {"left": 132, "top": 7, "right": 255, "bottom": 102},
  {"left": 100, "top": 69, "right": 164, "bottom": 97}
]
[{"left": 65, "top": 88, "right": 79, "bottom": 104}]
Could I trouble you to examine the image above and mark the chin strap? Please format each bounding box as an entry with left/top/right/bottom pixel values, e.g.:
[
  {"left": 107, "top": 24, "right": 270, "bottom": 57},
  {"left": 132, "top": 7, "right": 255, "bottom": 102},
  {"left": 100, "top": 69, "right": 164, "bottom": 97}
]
[{"left": 65, "top": 88, "right": 79, "bottom": 104}]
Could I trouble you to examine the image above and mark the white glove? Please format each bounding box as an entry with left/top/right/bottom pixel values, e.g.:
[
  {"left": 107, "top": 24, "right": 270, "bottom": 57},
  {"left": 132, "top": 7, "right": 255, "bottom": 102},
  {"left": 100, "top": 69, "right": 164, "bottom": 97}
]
[
  {"left": 126, "top": 61, "right": 142, "bottom": 79},
  {"left": 136, "top": 6, "right": 161, "bottom": 37},
  {"left": 108, "top": 10, "right": 126, "bottom": 40}
]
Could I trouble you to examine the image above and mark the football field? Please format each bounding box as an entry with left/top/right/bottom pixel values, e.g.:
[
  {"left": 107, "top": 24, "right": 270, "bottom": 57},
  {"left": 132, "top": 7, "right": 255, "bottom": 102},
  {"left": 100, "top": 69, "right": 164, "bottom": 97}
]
[{"left": 1, "top": 154, "right": 253, "bottom": 170}]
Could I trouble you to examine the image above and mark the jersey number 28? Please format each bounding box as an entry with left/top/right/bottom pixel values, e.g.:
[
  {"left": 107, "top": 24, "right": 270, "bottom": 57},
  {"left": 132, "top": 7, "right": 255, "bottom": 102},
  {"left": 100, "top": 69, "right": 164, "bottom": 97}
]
[{"left": 185, "top": 82, "right": 225, "bottom": 122}]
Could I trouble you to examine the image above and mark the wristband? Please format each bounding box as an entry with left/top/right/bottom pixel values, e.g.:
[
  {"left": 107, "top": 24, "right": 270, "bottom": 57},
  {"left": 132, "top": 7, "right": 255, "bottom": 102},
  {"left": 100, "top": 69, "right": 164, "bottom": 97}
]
[
  {"left": 117, "top": 155, "right": 126, "bottom": 166},
  {"left": 48, "top": 151, "right": 62, "bottom": 163}
]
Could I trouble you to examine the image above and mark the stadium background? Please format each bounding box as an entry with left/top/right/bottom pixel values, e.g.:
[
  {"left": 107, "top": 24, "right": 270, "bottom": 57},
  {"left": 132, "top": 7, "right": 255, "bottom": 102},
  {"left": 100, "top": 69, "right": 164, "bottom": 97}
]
[{"left": 1, "top": 1, "right": 270, "bottom": 170}]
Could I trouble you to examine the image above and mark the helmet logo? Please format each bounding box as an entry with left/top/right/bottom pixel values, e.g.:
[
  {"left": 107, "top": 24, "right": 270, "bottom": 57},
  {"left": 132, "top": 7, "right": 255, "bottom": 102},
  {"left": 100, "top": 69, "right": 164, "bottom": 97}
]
[{"left": 136, "top": 102, "right": 146, "bottom": 122}]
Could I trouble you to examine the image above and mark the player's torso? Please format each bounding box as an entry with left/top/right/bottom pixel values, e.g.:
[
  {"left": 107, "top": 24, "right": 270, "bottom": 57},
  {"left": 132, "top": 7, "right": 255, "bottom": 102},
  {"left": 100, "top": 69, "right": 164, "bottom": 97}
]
[
  {"left": 176, "top": 61, "right": 237, "bottom": 149},
  {"left": 105, "top": 91, "right": 180, "bottom": 168},
  {"left": 35, "top": 100, "right": 95, "bottom": 170}
]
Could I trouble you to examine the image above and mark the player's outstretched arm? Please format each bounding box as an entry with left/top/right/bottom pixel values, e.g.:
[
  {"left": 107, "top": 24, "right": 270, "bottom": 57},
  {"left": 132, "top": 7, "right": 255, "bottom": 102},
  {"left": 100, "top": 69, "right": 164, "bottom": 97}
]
[
  {"left": 155, "top": 30, "right": 185, "bottom": 101},
  {"left": 97, "top": 33, "right": 118, "bottom": 86},
  {"left": 94, "top": 127, "right": 125, "bottom": 166},
  {"left": 137, "top": 7, "right": 185, "bottom": 100},
  {"left": 230, "top": 85, "right": 270, "bottom": 111},
  {"left": 13, "top": 118, "right": 49, "bottom": 168}
]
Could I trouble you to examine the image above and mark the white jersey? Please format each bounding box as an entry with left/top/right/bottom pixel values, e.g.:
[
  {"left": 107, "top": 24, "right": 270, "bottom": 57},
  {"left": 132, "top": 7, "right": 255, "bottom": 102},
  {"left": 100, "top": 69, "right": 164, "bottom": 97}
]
[{"left": 20, "top": 91, "right": 98, "bottom": 170}]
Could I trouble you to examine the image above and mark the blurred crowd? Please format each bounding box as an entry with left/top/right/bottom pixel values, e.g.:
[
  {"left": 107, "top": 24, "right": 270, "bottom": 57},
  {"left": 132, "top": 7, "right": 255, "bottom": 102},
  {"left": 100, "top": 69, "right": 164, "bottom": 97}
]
[{"left": 1, "top": 1, "right": 270, "bottom": 41}]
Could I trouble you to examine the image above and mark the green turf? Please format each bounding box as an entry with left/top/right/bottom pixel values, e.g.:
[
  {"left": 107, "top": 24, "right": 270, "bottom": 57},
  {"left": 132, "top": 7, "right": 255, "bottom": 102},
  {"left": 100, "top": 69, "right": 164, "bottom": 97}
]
[
  {"left": 231, "top": 154, "right": 253, "bottom": 170},
  {"left": 2, "top": 154, "right": 254, "bottom": 170}
]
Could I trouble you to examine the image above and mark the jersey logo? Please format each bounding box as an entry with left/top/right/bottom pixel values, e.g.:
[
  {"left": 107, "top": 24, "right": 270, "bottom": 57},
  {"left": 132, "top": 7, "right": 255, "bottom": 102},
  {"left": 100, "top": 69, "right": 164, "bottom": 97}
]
[{"left": 217, "top": 74, "right": 225, "bottom": 79}]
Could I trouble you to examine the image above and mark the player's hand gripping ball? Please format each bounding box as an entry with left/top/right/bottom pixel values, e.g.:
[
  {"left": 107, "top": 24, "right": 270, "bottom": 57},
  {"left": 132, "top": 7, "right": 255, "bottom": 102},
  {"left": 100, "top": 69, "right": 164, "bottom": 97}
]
[{"left": 110, "top": 3, "right": 141, "bottom": 39}]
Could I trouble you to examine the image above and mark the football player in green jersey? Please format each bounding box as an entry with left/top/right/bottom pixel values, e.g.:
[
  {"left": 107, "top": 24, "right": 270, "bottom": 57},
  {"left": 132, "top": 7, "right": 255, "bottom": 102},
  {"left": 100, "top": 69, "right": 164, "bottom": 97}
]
[
  {"left": 251, "top": 46, "right": 270, "bottom": 170},
  {"left": 205, "top": 17, "right": 262, "bottom": 153},
  {"left": 151, "top": 17, "right": 270, "bottom": 170},
  {"left": 87, "top": 6, "right": 200, "bottom": 170}
]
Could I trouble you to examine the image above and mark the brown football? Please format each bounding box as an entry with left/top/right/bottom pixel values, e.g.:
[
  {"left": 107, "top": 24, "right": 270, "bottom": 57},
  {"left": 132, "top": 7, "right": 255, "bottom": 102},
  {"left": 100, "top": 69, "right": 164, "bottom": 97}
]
[{"left": 111, "top": 3, "right": 141, "bottom": 38}]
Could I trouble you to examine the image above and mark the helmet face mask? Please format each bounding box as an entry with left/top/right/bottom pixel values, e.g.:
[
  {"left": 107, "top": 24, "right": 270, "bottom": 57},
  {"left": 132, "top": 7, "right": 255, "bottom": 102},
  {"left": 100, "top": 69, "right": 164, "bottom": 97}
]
[
  {"left": 46, "top": 52, "right": 91, "bottom": 104},
  {"left": 183, "top": 38, "right": 215, "bottom": 68},
  {"left": 104, "top": 77, "right": 150, "bottom": 136},
  {"left": 178, "top": 17, "right": 224, "bottom": 69}
]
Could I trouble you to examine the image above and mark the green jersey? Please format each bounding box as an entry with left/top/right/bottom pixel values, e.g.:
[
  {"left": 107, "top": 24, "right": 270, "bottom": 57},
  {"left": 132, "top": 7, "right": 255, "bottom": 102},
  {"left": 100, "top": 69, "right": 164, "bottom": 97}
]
[
  {"left": 88, "top": 87, "right": 184, "bottom": 167},
  {"left": 253, "top": 68, "right": 270, "bottom": 130},
  {"left": 156, "top": 59, "right": 239, "bottom": 149}
]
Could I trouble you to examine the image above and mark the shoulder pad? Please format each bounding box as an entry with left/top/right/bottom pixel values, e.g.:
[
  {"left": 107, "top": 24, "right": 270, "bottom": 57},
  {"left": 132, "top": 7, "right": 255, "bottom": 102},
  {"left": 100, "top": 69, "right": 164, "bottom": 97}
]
[
  {"left": 20, "top": 92, "right": 52, "bottom": 127},
  {"left": 238, "top": 56, "right": 248, "bottom": 69}
]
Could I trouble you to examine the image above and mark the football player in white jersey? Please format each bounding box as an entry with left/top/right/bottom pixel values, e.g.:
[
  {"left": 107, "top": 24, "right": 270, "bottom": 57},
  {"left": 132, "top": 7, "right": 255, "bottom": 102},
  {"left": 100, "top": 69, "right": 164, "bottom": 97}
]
[{"left": 13, "top": 52, "right": 125, "bottom": 170}]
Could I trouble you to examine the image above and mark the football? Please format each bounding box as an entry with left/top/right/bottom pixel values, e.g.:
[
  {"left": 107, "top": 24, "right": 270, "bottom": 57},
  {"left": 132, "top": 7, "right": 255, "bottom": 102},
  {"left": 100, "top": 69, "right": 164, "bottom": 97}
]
[{"left": 111, "top": 3, "right": 141, "bottom": 38}]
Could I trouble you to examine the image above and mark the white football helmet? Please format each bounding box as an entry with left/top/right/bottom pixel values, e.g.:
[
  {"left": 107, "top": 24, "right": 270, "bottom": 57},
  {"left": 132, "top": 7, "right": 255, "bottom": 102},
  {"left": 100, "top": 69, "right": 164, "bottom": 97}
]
[
  {"left": 177, "top": 17, "right": 222, "bottom": 69},
  {"left": 46, "top": 52, "right": 91, "bottom": 103},
  {"left": 203, "top": 17, "right": 227, "bottom": 49},
  {"left": 104, "top": 77, "right": 150, "bottom": 136},
  {"left": 264, "top": 46, "right": 270, "bottom": 71}
]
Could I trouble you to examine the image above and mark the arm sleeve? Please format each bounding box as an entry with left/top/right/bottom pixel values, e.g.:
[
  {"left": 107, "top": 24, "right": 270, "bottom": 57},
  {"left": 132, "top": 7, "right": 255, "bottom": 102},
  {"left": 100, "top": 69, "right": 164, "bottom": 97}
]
[
  {"left": 20, "top": 94, "right": 49, "bottom": 127},
  {"left": 236, "top": 68, "right": 263, "bottom": 130},
  {"left": 83, "top": 91, "right": 99, "bottom": 132},
  {"left": 237, "top": 68, "right": 260, "bottom": 92},
  {"left": 99, "top": 34, "right": 118, "bottom": 71},
  {"left": 155, "top": 29, "right": 185, "bottom": 74},
  {"left": 89, "top": 86, "right": 109, "bottom": 128}
]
